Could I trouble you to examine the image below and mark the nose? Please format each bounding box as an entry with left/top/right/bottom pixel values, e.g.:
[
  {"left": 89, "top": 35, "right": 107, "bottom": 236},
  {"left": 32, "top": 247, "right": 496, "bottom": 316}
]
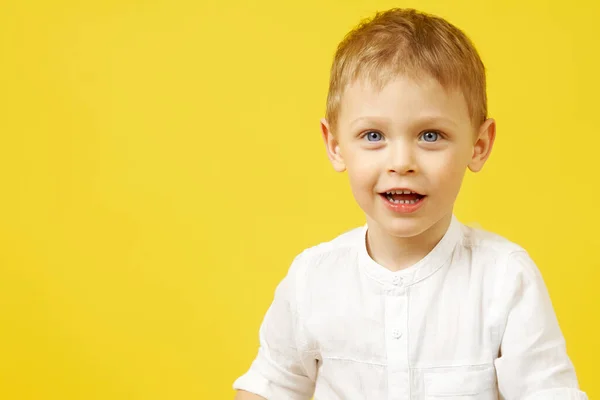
[{"left": 387, "top": 139, "right": 417, "bottom": 175}]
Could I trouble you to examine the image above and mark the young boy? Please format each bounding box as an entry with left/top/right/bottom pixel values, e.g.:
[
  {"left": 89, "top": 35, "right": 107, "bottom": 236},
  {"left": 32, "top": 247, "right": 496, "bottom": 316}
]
[{"left": 233, "top": 8, "right": 586, "bottom": 400}]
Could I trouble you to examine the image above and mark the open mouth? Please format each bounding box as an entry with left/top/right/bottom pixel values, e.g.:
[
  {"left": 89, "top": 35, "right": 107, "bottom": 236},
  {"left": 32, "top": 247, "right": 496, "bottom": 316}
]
[{"left": 380, "top": 190, "right": 426, "bottom": 205}]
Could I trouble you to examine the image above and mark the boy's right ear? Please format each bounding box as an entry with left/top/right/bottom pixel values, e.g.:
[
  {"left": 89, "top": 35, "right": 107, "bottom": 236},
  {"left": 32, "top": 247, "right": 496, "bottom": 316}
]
[{"left": 320, "top": 118, "right": 346, "bottom": 172}]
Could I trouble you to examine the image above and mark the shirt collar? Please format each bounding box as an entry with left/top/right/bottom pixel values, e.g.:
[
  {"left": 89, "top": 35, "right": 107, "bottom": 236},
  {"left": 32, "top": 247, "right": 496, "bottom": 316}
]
[{"left": 358, "top": 214, "right": 463, "bottom": 288}]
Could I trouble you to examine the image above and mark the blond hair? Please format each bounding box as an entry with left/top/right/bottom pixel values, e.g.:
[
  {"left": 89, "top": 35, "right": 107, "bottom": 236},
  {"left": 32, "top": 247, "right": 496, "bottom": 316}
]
[{"left": 325, "top": 8, "right": 487, "bottom": 131}]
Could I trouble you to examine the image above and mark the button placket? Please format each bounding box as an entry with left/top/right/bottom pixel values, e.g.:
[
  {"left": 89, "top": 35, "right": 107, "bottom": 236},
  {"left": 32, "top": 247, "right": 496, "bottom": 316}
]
[
  {"left": 392, "top": 275, "right": 404, "bottom": 286},
  {"left": 385, "top": 291, "right": 409, "bottom": 398}
]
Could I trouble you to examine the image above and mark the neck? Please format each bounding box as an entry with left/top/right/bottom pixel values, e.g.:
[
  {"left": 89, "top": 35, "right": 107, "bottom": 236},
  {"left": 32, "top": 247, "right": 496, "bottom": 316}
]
[{"left": 365, "top": 213, "right": 453, "bottom": 272}]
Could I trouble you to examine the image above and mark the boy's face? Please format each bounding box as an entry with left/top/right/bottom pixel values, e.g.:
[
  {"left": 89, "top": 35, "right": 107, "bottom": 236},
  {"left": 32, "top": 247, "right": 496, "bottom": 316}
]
[{"left": 321, "top": 75, "right": 495, "bottom": 240}]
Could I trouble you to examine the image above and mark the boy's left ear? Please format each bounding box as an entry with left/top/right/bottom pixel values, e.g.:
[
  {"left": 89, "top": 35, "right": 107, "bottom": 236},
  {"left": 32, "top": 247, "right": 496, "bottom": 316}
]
[{"left": 468, "top": 118, "right": 496, "bottom": 172}]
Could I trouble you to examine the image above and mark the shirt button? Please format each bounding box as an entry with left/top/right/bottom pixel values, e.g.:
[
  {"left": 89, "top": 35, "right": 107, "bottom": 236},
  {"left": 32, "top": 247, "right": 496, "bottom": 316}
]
[
  {"left": 392, "top": 276, "right": 403, "bottom": 286},
  {"left": 392, "top": 329, "right": 402, "bottom": 339}
]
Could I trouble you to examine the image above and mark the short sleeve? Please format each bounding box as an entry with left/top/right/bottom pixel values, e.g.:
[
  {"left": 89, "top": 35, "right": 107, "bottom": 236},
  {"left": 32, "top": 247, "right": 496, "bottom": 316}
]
[
  {"left": 494, "top": 251, "right": 587, "bottom": 400},
  {"left": 233, "top": 254, "right": 316, "bottom": 399}
]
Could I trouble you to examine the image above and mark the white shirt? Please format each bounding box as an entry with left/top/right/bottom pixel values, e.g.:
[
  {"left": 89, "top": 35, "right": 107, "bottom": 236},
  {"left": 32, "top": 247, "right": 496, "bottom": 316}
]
[{"left": 234, "top": 215, "right": 586, "bottom": 399}]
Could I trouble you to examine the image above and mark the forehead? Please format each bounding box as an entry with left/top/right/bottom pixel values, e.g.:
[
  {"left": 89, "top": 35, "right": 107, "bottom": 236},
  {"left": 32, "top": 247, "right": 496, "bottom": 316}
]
[{"left": 338, "top": 75, "right": 471, "bottom": 129}]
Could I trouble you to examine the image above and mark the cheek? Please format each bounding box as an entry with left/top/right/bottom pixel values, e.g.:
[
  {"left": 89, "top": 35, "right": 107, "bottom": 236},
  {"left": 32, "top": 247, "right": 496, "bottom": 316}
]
[
  {"left": 345, "top": 151, "right": 381, "bottom": 188},
  {"left": 347, "top": 167, "right": 377, "bottom": 191},
  {"left": 424, "top": 150, "right": 468, "bottom": 189}
]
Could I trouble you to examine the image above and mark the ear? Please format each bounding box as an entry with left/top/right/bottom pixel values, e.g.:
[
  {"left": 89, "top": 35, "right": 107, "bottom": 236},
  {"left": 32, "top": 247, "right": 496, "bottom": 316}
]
[
  {"left": 468, "top": 118, "right": 496, "bottom": 173},
  {"left": 320, "top": 118, "right": 346, "bottom": 172}
]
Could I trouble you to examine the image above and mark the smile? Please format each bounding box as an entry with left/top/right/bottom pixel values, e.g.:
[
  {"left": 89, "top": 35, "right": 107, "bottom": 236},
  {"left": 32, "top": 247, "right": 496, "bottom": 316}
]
[
  {"left": 379, "top": 190, "right": 427, "bottom": 213},
  {"left": 382, "top": 190, "right": 425, "bottom": 204}
]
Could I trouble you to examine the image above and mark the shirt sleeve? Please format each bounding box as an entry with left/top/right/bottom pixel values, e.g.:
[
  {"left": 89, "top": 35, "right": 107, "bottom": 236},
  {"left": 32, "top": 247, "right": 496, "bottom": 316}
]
[
  {"left": 233, "top": 254, "right": 316, "bottom": 399},
  {"left": 494, "top": 251, "right": 587, "bottom": 400}
]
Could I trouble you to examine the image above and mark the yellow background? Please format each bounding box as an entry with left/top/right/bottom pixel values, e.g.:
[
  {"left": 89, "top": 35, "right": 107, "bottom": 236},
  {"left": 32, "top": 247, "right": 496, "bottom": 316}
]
[{"left": 1, "top": 0, "right": 597, "bottom": 398}]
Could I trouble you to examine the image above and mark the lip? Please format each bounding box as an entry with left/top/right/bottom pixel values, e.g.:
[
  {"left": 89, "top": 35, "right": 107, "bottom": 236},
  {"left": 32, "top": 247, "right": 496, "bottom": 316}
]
[
  {"left": 380, "top": 187, "right": 425, "bottom": 196},
  {"left": 379, "top": 191, "right": 427, "bottom": 214}
]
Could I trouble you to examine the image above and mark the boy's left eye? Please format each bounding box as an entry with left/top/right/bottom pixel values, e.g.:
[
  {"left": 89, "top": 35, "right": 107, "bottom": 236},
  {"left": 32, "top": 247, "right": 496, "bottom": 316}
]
[
  {"left": 420, "top": 131, "right": 441, "bottom": 142},
  {"left": 364, "top": 131, "right": 383, "bottom": 142}
]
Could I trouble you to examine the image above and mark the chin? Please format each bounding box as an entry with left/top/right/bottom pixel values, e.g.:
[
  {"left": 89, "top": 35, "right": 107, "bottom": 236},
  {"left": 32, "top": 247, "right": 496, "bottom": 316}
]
[
  {"left": 388, "top": 221, "right": 430, "bottom": 238},
  {"left": 376, "top": 215, "right": 432, "bottom": 238}
]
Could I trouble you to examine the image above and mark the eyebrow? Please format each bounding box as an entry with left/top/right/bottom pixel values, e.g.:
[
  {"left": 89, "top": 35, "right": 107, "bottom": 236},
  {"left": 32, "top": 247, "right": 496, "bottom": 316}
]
[
  {"left": 349, "top": 116, "right": 390, "bottom": 129},
  {"left": 349, "top": 115, "right": 459, "bottom": 129}
]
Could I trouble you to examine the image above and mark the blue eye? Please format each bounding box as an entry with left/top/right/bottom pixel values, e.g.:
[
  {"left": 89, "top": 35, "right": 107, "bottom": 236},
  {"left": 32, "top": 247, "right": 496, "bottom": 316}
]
[
  {"left": 365, "top": 131, "right": 383, "bottom": 142},
  {"left": 421, "top": 131, "right": 440, "bottom": 142}
]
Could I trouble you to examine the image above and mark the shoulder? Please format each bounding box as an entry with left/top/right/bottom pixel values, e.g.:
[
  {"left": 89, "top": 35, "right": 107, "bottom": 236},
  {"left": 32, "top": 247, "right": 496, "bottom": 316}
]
[
  {"left": 285, "top": 225, "right": 364, "bottom": 283},
  {"left": 458, "top": 222, "right": 541, "bottom": 284},
  {"left": 460, "top": 223, "right": 525, "bottom": 255},
  {"left": 278, "top": 226, "right": 365, "bottom": 307},
  {"left": 293, "top": 225, "right": 364, "bottom": 266}
]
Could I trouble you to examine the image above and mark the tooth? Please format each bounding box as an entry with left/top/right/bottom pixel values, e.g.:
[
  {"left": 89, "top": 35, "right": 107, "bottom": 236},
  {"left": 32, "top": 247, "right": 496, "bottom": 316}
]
[{"left": 403, "top": 190, "right": 410, "bottom": 194}]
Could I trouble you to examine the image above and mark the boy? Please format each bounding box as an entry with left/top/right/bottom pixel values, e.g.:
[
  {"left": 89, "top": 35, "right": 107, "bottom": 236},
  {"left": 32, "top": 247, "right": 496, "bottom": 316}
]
[{"left": 233, "top": 8, "right": 586, "bottom": 400}]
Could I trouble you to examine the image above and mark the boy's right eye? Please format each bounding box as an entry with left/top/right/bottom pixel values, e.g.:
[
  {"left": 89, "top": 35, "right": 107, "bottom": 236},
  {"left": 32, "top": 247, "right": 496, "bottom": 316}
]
[{"left": 364, "top": 131, "right": 383, "bottom": 142}]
